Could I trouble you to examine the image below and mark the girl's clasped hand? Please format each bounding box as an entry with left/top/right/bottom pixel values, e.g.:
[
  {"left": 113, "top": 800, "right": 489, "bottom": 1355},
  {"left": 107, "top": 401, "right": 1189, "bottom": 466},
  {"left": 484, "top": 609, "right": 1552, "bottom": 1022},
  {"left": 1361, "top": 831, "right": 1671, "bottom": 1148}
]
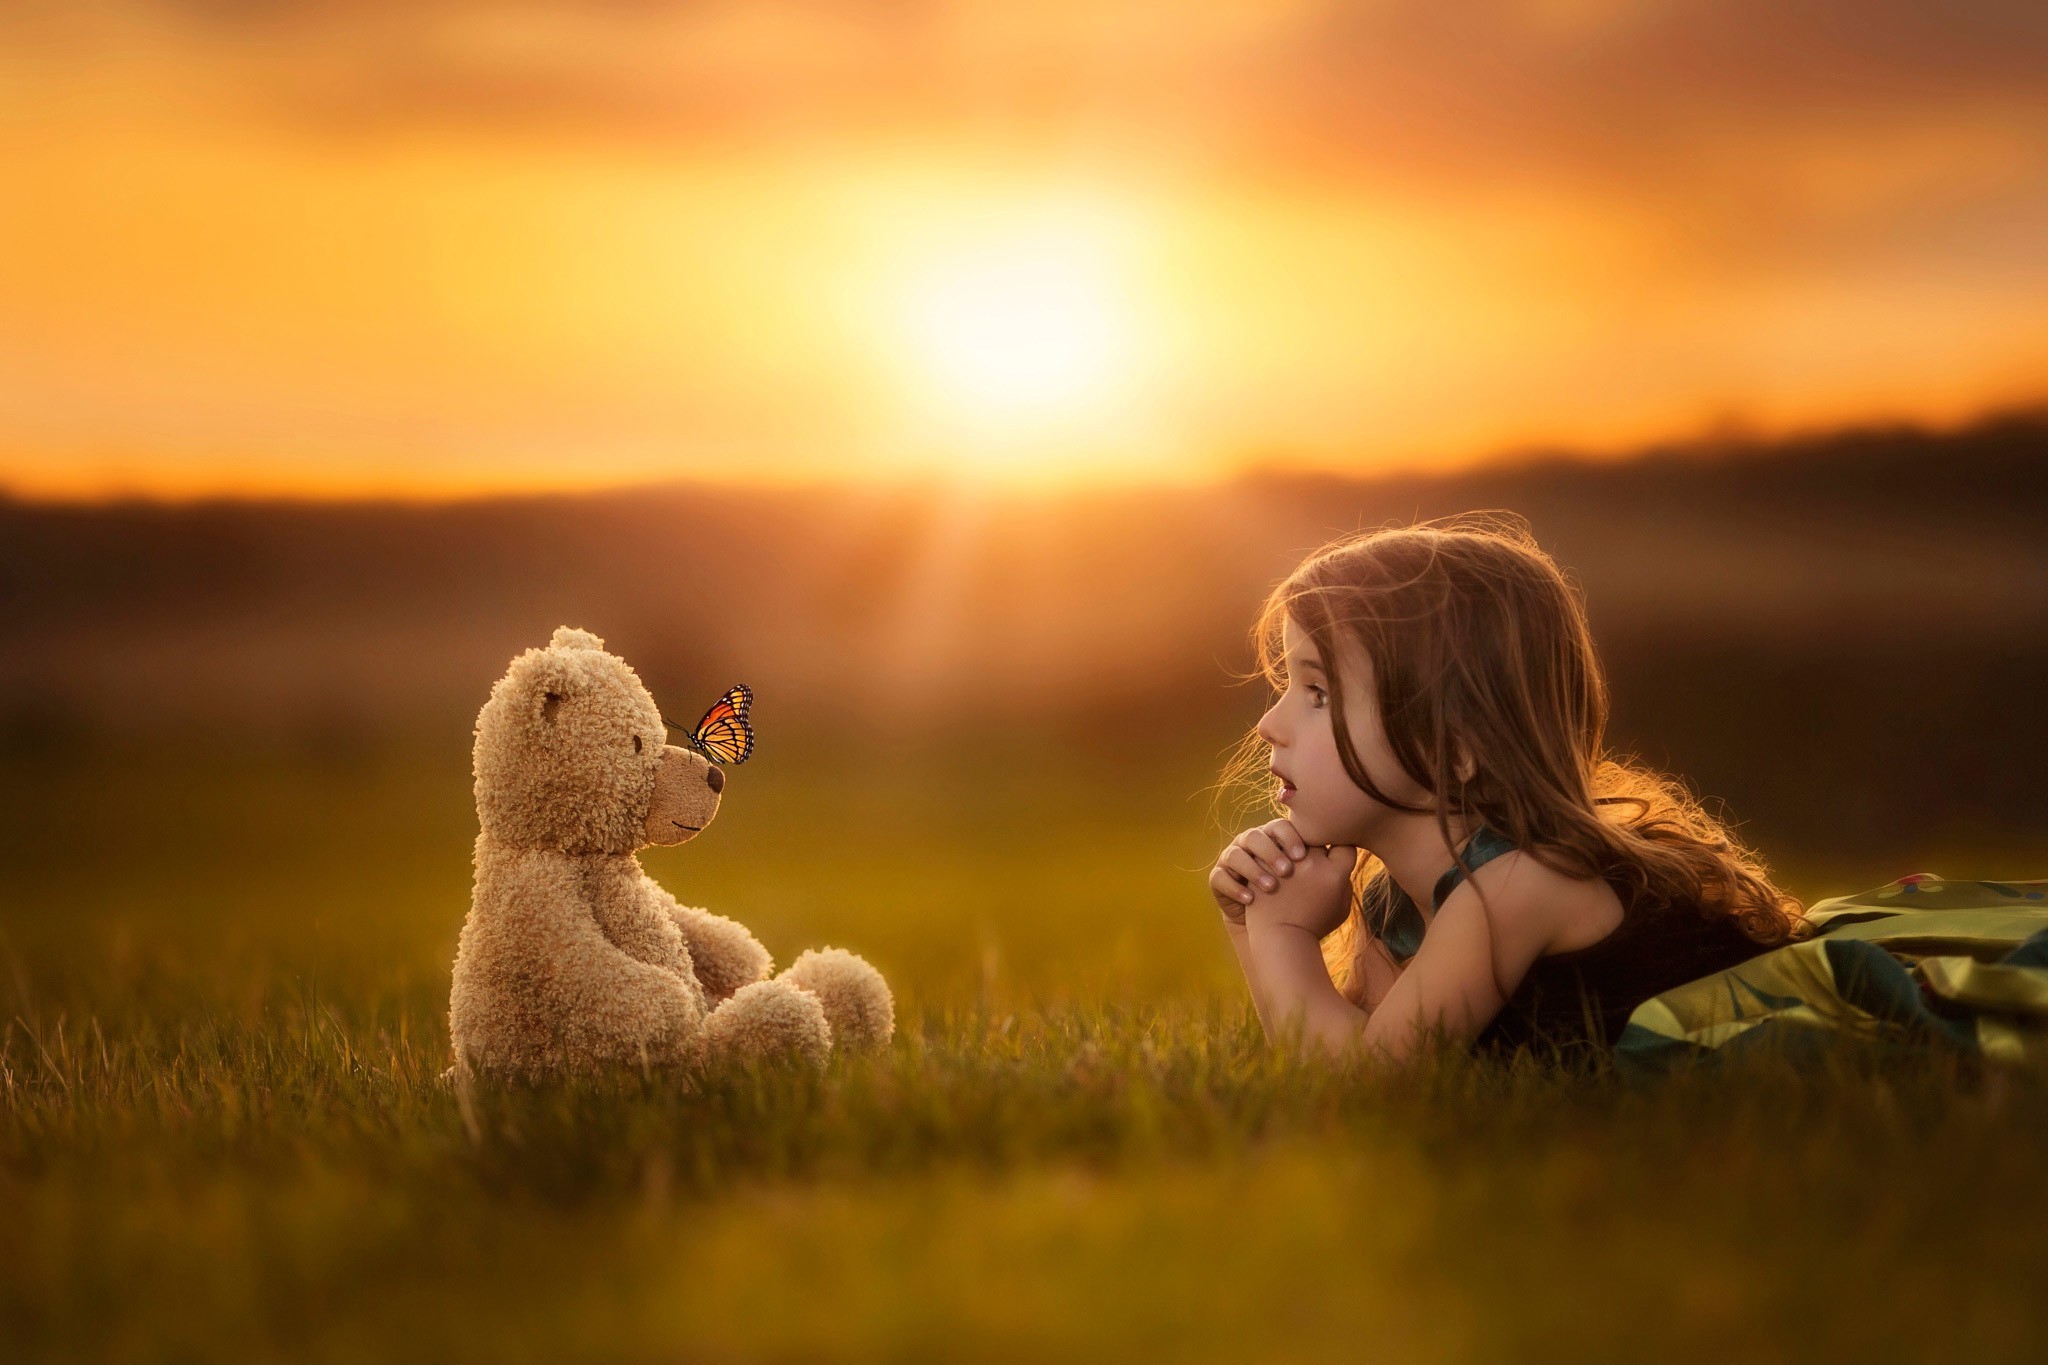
[{"left": 1209, "top": 817, "right": 1359, "bottom": 938}]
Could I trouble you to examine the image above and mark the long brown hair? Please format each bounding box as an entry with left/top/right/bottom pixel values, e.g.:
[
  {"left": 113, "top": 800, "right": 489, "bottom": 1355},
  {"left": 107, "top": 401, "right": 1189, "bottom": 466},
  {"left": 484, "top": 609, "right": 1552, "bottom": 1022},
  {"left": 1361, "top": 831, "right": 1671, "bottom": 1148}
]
[{"left": 1223, "top": 511, "right": 1806, "bottom": 1004}]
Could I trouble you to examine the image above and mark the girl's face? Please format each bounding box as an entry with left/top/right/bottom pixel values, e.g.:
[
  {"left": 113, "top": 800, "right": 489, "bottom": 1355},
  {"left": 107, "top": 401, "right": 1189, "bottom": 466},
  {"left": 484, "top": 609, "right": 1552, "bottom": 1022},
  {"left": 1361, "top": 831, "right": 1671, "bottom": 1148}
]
[{"left": 1257, "top": 614, "right": 1431, "bottom": 847}]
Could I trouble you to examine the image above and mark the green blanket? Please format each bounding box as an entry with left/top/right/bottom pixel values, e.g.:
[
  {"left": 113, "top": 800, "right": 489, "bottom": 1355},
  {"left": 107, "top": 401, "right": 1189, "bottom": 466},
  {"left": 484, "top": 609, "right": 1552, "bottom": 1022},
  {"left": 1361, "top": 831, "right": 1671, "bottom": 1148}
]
[{"left": 1615, "top": 874, "right": 2048, "bottom": 1069}]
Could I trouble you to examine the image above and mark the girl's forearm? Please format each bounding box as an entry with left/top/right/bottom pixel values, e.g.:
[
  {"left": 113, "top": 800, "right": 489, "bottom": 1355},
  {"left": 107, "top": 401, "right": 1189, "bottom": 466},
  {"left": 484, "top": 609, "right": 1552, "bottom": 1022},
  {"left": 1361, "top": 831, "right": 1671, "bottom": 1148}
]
[
  {"left": 1245, "top": 919, "right": 1367, "bottom": 1056},
  {"left": 1221, "top": 918, "right": 1274, "bottom": 1033}
]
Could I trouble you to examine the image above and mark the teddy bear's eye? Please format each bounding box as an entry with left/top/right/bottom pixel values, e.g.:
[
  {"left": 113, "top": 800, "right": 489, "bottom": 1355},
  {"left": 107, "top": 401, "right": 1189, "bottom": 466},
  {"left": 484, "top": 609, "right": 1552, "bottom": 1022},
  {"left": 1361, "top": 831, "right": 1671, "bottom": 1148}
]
[{"left": 633, "top": 735, "right": 643, "bottom": 754}]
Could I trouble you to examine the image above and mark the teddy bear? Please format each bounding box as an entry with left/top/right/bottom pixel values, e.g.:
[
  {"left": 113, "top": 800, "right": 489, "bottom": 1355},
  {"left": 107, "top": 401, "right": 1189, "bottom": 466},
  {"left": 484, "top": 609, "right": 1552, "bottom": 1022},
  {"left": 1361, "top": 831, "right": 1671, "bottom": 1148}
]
[{"left": 447, "top": 625, "right": 894, "bottom": 1078}]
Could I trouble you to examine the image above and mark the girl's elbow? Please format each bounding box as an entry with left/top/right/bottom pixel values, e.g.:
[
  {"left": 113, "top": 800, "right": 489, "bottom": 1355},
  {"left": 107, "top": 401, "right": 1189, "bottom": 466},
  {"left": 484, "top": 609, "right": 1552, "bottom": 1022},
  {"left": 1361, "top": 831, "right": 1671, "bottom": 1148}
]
[{"left": 1301, "top": 1001, "right": 1369, "bottom": 1059}]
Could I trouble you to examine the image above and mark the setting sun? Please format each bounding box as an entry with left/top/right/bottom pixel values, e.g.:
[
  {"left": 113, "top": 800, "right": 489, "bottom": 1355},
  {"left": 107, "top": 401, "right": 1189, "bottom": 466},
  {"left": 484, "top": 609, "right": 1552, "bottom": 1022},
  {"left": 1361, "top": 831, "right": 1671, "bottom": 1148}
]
[
  {"left": 905, "top": 229, "right": 1130, "bottom": 415},
  {"left": 895, "top": 215, "right": 1141, "bottom": 436}
]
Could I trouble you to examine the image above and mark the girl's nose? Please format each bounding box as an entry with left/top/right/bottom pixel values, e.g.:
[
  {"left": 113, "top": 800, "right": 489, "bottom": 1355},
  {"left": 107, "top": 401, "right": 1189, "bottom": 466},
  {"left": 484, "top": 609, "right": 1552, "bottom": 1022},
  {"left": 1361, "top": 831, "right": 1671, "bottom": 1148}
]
[{"left": 1256, "top": 705, "right": 1284, "bottom": 746}]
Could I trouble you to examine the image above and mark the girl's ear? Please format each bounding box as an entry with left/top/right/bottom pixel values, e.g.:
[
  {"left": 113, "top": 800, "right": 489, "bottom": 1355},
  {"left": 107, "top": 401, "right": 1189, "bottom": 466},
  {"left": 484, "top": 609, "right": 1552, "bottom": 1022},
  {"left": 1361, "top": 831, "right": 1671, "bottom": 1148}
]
[{"left": 1451, "top": 737, "right": 1477, "bottom": 784}]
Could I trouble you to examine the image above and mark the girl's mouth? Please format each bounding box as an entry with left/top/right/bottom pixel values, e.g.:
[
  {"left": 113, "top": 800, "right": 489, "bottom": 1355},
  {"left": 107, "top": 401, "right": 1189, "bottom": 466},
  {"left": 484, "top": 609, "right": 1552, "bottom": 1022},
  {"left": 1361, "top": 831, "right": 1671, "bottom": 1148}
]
[{"left": 1270, "top": 769, "right": 1295, "bottom": 804}]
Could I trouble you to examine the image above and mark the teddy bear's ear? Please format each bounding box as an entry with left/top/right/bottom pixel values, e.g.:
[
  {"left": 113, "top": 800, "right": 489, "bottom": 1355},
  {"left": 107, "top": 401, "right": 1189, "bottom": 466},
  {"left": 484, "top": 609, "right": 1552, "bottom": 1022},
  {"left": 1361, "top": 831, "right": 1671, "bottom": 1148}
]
[
  {"left": 549, "top": 626, "right": 605, "bottom": 652},
  {"left": 524, "top": 654, "right": 579, "bottom": 729}
]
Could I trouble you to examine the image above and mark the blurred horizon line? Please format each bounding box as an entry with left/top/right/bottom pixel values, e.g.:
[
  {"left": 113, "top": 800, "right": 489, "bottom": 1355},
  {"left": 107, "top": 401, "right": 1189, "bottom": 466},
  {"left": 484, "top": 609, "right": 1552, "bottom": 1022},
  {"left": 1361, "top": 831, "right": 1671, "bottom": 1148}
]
[{"left": 7, "top": 395, "right": 2043, "bottom": 509}]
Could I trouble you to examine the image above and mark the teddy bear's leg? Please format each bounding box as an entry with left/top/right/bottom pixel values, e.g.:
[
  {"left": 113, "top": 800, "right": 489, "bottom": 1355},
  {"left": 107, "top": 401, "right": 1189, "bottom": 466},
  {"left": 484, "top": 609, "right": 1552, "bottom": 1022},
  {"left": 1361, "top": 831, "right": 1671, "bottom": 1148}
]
[
  {"left": 700, "top": 978, "right": 832, "bottom": 1066},
  {"left": 777, "top": 947, "right": 895, "bottom": 1049}
]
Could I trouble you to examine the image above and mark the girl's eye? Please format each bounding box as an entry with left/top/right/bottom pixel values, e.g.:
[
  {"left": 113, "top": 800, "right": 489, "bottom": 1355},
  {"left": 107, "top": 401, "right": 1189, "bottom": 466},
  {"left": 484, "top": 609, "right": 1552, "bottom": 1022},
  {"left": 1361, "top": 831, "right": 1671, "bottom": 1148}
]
[{"left": 1307, "top": 686, "right": 1328, "bottom": 709}]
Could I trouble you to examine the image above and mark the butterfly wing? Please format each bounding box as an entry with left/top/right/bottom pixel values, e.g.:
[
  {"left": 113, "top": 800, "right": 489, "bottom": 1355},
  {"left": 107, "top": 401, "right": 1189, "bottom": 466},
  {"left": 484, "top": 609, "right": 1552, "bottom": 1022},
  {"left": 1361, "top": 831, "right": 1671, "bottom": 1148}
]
[{"left": 688, "top": 684, "right": 755, "bottom": 765}]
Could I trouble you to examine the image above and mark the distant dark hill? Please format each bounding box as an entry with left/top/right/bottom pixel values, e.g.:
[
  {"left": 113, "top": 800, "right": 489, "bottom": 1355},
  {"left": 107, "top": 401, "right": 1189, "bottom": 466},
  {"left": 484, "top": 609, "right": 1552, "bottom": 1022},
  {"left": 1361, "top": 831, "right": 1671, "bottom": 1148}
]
[{"left": 3, "top": 406, "right": 2046, "bottom": 862}]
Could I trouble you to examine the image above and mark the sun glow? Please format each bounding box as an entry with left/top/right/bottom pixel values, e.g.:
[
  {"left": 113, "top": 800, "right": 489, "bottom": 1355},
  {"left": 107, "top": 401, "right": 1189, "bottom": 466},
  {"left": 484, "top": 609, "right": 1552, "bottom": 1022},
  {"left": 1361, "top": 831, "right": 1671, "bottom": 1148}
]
[
  {"left": 908, "top": 238, "right": 1126, "bottom": 412},
  {"left": 894, "top": 212, "right": 1143, "bottom": 437}
]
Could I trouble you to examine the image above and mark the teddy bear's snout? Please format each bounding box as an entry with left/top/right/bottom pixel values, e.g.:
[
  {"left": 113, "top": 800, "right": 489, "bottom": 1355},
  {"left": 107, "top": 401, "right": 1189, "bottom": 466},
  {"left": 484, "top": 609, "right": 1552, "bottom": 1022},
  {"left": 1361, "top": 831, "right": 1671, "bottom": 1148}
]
[{"left": 640, "top": 742, "right": 724, "bottom": 846}]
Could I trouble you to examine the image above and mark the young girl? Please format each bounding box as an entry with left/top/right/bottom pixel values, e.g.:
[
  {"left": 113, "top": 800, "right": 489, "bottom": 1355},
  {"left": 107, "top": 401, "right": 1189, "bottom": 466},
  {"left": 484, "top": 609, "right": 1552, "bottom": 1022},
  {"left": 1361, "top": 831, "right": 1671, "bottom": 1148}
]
[{"left": 1209, "top": 513, "right": 1807, "bottom": 1065}]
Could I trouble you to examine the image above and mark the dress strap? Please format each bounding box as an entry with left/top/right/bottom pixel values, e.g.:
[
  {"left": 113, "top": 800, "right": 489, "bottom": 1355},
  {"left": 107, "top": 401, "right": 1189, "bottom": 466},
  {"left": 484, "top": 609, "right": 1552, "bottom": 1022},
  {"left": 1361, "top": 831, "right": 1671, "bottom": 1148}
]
[
  {"left": 1429, "top": 824, "right": 1520, "bottom": 911},
  {"left": 1366, "top": 876, "right": 1428, "bottom": 961},
  {"left": 1371, "top": 823, "right": 1519, "bottom": 963}
]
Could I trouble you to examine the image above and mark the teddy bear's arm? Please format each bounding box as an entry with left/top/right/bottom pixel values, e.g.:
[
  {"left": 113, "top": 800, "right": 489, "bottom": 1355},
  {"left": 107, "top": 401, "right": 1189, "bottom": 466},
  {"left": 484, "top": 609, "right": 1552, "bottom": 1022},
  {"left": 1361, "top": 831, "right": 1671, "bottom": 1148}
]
[
  {"left": 638, "top": 877, "right": 773, "bottom": 1006},
  {"left": 545, "top": 905, "right": 708, "bottom": 1063}
]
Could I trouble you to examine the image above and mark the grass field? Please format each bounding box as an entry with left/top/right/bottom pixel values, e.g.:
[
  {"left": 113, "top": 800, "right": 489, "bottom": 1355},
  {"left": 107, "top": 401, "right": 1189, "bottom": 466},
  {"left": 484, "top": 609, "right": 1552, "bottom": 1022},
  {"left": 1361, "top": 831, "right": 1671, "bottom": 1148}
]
[{"left": 5, "top": 735, "right": 2047, "bottom": 1362}]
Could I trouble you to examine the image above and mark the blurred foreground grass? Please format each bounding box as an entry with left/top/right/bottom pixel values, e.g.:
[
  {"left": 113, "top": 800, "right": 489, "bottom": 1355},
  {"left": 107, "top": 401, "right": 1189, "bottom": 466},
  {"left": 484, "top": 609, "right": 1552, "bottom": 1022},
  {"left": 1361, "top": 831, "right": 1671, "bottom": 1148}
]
[{"left": 4, "top": 738, "right": 2048, "bottom": 1362}]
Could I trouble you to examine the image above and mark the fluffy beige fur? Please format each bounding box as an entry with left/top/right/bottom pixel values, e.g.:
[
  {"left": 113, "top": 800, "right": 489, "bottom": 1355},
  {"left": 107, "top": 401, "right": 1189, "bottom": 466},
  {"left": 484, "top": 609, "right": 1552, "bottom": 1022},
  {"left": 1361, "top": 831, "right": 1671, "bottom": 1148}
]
[{"left": 448, "top": 626, "right": 894, "bottom": 1078}]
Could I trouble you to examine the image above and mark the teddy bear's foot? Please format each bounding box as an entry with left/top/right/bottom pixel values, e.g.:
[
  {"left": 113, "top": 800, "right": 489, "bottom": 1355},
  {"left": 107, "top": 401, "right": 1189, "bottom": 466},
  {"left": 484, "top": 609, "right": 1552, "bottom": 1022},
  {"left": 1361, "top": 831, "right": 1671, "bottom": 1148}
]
[
  {"left": 778, "top": 947, "right": 895, "bottom": 1049},
  {"left": 700, "top": 978, "right": 832, "bottom": 1066}
]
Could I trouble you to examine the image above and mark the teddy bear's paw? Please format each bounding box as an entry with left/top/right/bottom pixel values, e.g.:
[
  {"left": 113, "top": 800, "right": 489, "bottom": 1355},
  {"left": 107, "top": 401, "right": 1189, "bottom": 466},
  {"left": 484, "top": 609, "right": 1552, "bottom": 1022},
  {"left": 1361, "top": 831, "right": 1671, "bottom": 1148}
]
[
  {"left": 778, "top": 947, "right": 895, "bottom": 1050},
  {"left": 674, "top": 906, "right": 774, "bottom": 1005},
  {"left": 701, "top": 978, "right": 832, "bottom": 1067}
]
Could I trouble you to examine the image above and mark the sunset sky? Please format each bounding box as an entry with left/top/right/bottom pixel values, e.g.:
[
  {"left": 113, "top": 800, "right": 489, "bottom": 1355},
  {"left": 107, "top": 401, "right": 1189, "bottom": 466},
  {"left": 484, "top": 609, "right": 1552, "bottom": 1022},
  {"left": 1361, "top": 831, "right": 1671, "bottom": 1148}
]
[{"left": 3, "top": 1, "right": 2046, "bottom": 497}]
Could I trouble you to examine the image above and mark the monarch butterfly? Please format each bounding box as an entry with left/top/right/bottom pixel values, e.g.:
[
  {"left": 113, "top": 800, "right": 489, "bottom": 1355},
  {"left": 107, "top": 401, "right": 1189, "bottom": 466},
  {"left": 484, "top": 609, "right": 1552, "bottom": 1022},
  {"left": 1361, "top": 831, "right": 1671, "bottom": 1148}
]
[{"left": 667, "top": 684, "right": 755, "bottom": 765}]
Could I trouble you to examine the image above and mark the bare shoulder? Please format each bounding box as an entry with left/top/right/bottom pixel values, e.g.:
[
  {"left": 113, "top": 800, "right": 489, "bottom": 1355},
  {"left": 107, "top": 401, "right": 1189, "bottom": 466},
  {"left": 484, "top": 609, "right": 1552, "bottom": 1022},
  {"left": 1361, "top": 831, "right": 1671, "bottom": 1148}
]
[{"left": 1452, "top": 849, "right": 1626, "bottom": 959}]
